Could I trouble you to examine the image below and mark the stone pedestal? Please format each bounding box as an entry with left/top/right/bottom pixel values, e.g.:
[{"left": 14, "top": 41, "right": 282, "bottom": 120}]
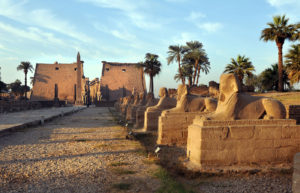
[
  {"left": 187, "top": 118, "right": 300, "bottom": 169},
  {"left": 135, "top": 106, "right": 147, "bottom": 129},
  {"left": 293, "top": 152, "right": 300, "bottom": 193},
  {"left": 143, "top": 110, "right": 163, "bottom": 132},
  {"left": 157, "top": 111, "right": 209, "bottom": 146}
]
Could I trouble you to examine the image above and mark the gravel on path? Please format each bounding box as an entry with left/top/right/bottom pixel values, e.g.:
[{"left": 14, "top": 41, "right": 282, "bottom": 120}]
[{"left": 0, "top": 107, "right": 160, "bottom": 193}]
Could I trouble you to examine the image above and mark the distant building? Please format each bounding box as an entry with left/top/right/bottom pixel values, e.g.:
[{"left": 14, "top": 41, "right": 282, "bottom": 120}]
[
  {"left": 89, "top": 78, "right": 101, "bottom": 103},
  {"left": 100, "top": 61, "right": 146, "bottom": 101},
  {"left": 30, "top": 52, "right": 85, "bottom": 104}
]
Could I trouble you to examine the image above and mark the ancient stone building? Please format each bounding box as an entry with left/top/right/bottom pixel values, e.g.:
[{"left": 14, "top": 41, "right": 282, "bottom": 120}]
[
  {"left": 100, "top": 61, "right": 146, "bottom": 101},
  {"left": 89, "top": 78, "right": 101, "bottom": 103},
  {"left": 30, "top": 52, "right": 85, "bottom": 104}
]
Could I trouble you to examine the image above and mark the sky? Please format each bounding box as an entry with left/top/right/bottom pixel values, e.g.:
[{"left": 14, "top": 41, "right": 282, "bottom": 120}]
[{"left": 0, "top": 0, "right": 300, "bottom": 95}]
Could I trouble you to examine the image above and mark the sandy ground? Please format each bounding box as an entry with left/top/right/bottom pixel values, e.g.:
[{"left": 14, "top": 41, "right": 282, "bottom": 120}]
[{"left": 0, "top": 107, "right": 160, "bottom": 193}]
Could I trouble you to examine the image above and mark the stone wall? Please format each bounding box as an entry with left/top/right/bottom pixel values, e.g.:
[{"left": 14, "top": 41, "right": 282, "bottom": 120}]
[
  {"left": 187, "top": 118, "right": 300, "bottom": 168},
  {"left": 100, "top": 62, "right": 146, "bottom": 101},
  {"left": 0, "top": 100, "right": 66, "bottom": 113},
  {"left": 157, "top": 112, "right": 209, "bottom": 146}
]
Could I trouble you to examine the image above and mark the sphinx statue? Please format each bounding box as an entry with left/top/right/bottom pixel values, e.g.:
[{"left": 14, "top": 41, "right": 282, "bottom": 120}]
[
  {"left": 143, "top": 87, "right": 177, "bottom": 131},
  {"left": 134, "top": 93, "right": 159, "bottom": 129},
  {"left": 126, "top": 91, "right": 147, "bottom": 122},
  {"left": 203, "top": 73, "right": 286, "bottom": 120},
  {"left": 164, "top": 84, "right": 217, "bottom": 113}
]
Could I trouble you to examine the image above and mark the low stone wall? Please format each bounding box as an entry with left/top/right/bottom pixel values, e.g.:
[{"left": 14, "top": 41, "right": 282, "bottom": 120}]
[
  {"left": 157, "top": 111, "right": 209, "bottom": 146},
  {"left": 293, "top": 153, "right": 300, "bottom": 193},
  {"left": 187, "top": 118, "right": 300, "bottom": 169},
  {"left": 0, "top": 100, "right": 66, "bottom": 113},
  {"left": 287, "top": 105, "right": 300, "bottom": 124}
]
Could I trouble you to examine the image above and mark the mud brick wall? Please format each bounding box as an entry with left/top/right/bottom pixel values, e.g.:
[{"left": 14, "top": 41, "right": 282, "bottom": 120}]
[
  {"left": 187, "top": 119, "right": 300, "bottom": 168},
  {"left": 157, "top": 112, "right": 208, "bottom": 146}
]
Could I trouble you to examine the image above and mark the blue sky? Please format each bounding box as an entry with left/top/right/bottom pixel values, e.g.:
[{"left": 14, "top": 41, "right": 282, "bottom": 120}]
[{"left": 0, "top": 0, "right": 299, "bottom": 95}]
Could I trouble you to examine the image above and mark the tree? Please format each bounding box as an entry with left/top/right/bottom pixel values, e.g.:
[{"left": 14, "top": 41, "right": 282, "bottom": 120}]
[
  {"left": 285, "top": 44, "right": 300, "bottom": 85},
  {"left": 260, "top": 64, "right": 290, "bottom": 91},
  {"left": 184, "top": 41, "right": 210, "bottom": 85},
  {"left": 224, "top": 55, "right": 255, "bottom": 84},
  {"left": 139, "top": 53, "right": 162, "bottom": 94},
  {"left": 8, "top": 79, "right": 29, "bottom": 97},
  {"left": 0, "top": 81, "right": 8, "bottom": 93},
  {"left": 260, "top": 15, "right": 299, "bottom": 92},
  {"left": 167, "top": 45, "right": 187, "bottom": 84},
  {"left": 17, "top": 61, "right": 34, "bottom": 99}
]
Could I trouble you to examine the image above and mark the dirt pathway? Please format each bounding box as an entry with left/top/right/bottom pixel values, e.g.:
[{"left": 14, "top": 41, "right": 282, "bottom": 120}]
[{"left": 0, "top": 107, "right": 160, "bottom": 193}]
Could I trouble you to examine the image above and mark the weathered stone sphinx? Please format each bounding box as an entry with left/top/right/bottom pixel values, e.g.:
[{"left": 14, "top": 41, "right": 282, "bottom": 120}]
[
  {"left": 204, "top": 73, "right": 286, "bottom": 120},
  {"left": 134, "top": 93, "right": 158, "bottom": 129},
  {"left": 143, "top": 87, "right": 177, "bottom": 132},
  {"left": 187, "top": 73, "right": 300, "bottom": 170},
  {"left": 124, "top": 91, "right": 140, "bottom": 117},
  {"left": 157, "top": 84, "right": 217, "bottom": 146},
  {"left": 126, "top": 92, "right": 147, "bottom": 122},
  {"left": 114, "top": 97, "right": 123, "bottom": 112}
]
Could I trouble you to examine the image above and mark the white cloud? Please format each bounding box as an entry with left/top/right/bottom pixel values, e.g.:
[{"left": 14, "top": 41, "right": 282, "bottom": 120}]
[
  {"left": 0, "top": 0, "right": 93, "bottom": 43},
  {"left": 266, "top": 0, "right": 299, "bottom": 7},
  {"left": 78, "top": 0, "right": 161, "bottom": 30},
  {"left": 171, "top": 32, "right": 197, "bottom": 44},
  {"left": 196, "top": 22, "right": 223, "bottom": 33},
  {"left": 266, "top": 0, "right": 300, "bottom": 22},
  {"left": 186, "top": 11, "right": 206, "bottom": 22}
]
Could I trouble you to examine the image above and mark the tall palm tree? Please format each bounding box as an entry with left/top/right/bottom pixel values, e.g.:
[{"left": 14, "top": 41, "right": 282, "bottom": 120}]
[
  {"left": 141, "top": 53, "right": 161, "bottom": 94},
  {"left": 285, "top": 44, "right": 300, "bottom": 85},
  {"left": 184, "top": 41, "right": 210, "bottom": 85},
  {"left": 224, "top": 55, "right": 255, "bottom": 84},
  {"left": 260, "top": 15, "right": 299, "bottom": 92},
  {"left": 17, "top": 61, "right": 34, "bottom": 99},
  {"left": 167, "top": 45, "right": 187, "bottom": 84}
]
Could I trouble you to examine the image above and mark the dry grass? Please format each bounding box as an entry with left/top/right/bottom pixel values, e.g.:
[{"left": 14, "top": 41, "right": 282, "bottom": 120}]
[
  {"left": 111, "top": 168, "right": 136, "bottom": 175},
  {"left": 252, "top": 92, "right": 300, "bottom": 106},
  {"left": 109, "top": 161, "right": 130, "bottom": 167}
]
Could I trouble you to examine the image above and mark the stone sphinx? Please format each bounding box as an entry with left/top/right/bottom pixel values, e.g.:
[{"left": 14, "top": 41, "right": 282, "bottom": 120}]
[
  {"left": 157, "top": 84, "right": 217, "bottom": 146},
  {"left": 203, "top": 73, "right": 286, "bottom": 120},
  {"left": 134, "top": 93, "right": 158, "bottom": 129},
  {"left": 186, "top": 73, "right": 299, "bottom": 170},
  {"left": 164, "top": 84, "right": 217, "bottom": 113},
  {"left": 114, "top": 97, "right": 123, "bottom": 112},
  {"left": 143, "top": 87, "right": 177, "bottom": 131},
  {"left": 126, "top": 92, "right": 147, "bottom": 122},
  {"left": 124, "top": 91, "right": 140, "bottom": 117}
]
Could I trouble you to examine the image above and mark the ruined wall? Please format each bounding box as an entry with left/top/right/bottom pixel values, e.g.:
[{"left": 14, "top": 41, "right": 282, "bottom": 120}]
[
  {"left": 31, "top": 61, "right": 84, "bottom": 103},
  {"left": 100, "top": 62, "right": 146, "bottom": 101}
]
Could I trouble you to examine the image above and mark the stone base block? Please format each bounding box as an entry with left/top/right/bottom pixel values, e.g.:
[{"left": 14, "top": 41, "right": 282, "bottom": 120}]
[
  {"left": 135, "top": 106, "right": 147, "bottom": 129},
  {"left": 157, "top": 111, "right": 209, "bottom": 146},
  {"left": 187, "top": 117, "right": 300, "bottom": 169},
  {"left": 143, "top": 110, "right": 163, "bottom": 132}
]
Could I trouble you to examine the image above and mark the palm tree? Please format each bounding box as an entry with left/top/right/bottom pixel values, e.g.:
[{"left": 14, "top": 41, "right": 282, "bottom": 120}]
[
  {"left": 285, "top": 44, "right": 300, "bottom": 85},
  {"left": 260, "top": 15, "right": 299, "bottom": 92},
  {"left": 140, "top": 53, "right": 161, "bottom": 94},
  {"left": 260, "top": 64, "right": 290, "bottom": 91},
  {"left": 184, "top": 41, "right": 210, "bottom": 85},
  {"left": 17, "top": 61, "right": 34, "bottom": 99},
  {"left": 167, "top": 45, "right": 187, "bottom": 84},
  {"left": 224, "top": 55, "right": 255, "bottom": 84}
]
